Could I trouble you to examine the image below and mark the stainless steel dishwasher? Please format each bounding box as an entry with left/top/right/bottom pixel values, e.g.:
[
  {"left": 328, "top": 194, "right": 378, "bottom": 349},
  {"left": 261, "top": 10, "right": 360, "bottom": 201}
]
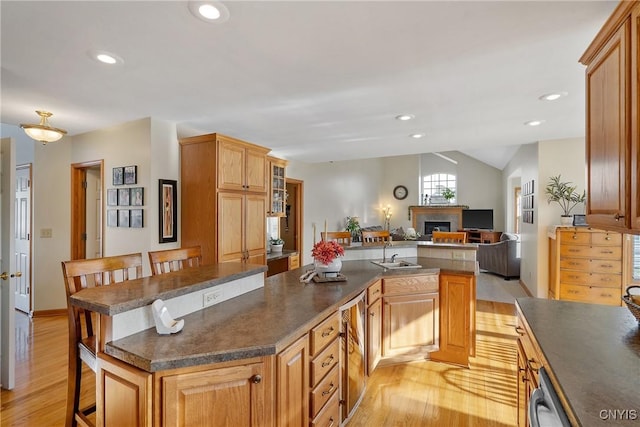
[
  {"left": 529, "top": 367, "right": 571, "bottom": 427},
  {"left": 340, "top": 291, "right": 366, "bottom": 423}
]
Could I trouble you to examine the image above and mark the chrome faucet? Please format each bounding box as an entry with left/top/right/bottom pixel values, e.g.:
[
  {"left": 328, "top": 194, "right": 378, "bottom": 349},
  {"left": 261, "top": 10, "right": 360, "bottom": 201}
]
[
  {"left": 390, "top": 253, "right": 399, "bottom": 262},
  {"left": 382, "top": 241, "right": 392, "bottom": 262}
]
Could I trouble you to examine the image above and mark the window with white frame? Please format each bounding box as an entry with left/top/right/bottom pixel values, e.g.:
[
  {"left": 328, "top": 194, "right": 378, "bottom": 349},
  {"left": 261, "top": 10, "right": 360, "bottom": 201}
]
[{"left": 423, "top": 173, "right": 456, "bottom": 204}]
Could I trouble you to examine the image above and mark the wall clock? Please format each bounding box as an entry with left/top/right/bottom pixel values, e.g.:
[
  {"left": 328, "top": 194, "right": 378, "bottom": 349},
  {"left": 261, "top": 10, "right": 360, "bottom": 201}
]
[{"left": 393, "top": 185, "right": 408, "bottom": 200}]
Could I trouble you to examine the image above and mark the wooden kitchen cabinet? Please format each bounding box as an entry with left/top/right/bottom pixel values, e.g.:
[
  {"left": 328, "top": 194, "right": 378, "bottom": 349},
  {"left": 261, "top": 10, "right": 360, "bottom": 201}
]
[
  {"left": 548, "top": 227, "right": 623, "bottom": 306},
  {"left": 366, "top": 280, "right": 382, "bottom": 375},
  {"left": 162, "top": 358, "right": 271, "bottom": 427},
  {"left": 276, "top": 334, "right": 309, "bottom": 427},
  {"left": 180, "top": 133, "right": 270, "bottom": 264},
  {"left": 580, "top": 1, "right": 640, "bottom": 232},
  {"left": 267, "top": 156, "right": 288, "bottom": 217},
  {"left": 515, "top": 306, "right": 542, "bottom": 427},
  {"left": 308, "top": 312, "right": 341, "bottom": 425},
  {"left": 382, "top": 275, "right": 439, "bottom": 361}
]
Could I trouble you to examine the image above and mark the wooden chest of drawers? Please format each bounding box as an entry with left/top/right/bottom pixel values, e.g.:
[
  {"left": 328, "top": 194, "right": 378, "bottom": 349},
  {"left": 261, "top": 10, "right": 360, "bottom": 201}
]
[{"left": 548, "top": 227, "right": 623, "bottom": 306}]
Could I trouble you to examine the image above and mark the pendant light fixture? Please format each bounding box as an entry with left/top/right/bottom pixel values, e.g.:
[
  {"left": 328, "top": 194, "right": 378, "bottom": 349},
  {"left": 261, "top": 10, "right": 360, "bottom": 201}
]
[{"left": 20, "top": 110, "right": 67, "bottom": 144}]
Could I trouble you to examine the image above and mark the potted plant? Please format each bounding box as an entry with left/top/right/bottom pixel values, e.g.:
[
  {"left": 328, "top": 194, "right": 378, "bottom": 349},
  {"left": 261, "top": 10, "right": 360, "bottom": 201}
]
[
  {"left": 269, "top": 237, "right": 284, "bottom": 252},
  {"left": 545, "top": 175, "right": 586, "bottom": 225},
  {"left": 442, "top": 187, "right": 455, "bottom": 203},
  {"left": 345, "top": 216, "right": 361, "bottom": 242},
  {"left": 312, "top": 240, "right": 345, "bottom": 277}
]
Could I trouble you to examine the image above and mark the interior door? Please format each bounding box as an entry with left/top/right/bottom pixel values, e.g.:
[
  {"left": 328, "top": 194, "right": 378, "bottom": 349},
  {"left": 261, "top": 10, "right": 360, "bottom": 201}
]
[
  {"left": 1, "top": 137, "right": 17, "bottom": 389},
  {"left": 14, "top": 165, "right": 31, "bottom": 313}
]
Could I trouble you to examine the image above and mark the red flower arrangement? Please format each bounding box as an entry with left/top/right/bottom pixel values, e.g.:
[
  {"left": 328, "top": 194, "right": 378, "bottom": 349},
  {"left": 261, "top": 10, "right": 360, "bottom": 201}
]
[{"left": 311, "top": 240, "right": 345, "bottom": 265}]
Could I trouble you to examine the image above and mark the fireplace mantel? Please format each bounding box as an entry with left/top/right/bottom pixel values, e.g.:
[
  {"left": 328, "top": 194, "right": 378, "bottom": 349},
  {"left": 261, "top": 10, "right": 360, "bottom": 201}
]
[{"left": 408, "top": 205, "right": 469, "bottom": 233}]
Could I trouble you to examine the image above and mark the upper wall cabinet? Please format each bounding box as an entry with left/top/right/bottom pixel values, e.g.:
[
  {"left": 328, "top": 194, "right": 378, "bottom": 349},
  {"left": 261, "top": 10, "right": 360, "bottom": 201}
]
[
  {"left": 580, "top": 1, "right": 640, "bottom": 233},
  {"left": 218, "top": 136, "right": 269, "bottom": 193},
  {"left": 268, "top": 156, "right": 288, "bottom": 217}
]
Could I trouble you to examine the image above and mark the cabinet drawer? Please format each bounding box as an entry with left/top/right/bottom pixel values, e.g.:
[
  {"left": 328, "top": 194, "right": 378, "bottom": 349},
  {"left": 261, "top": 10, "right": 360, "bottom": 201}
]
[
  {"left": 288, "top": 253, "right": 300, "bottom": 270},
  {"left": 559, "top": 230, "right": 591, "bottom": 244},
  {"left": 591, "top": 232, "right": 622, "bottom": 246},
  {"left": 559, "top": 270, "right": 621, "bottom": 288},
  {"left": 310, "top": 312, "right": 340, "bottom": 357},
  {"left": 560, "top": 245, "right": 622, "bottom": 259},
  {"left": 310, "top": 339, "right": 339, "bottom": 387},
  {"left": 559, "top": 257, "right": 622, "bottom": 274},
  {"left": 383, "top": 275, "right": 438, "bottom": 296},
  {"left": 310, "top": 365, "right": 339, "bottom": 418},
  {"left": 310, "top": 390, "right": 340, "bottom": 427},
  {"left": 560, "top": 284, "right": 622, "bottom": 306},
  {"left": 515, "top": 322, "right": 541, "bottom": 386},
  {"left": 367, "top": 280, "right": 382, "bottom": 304}
]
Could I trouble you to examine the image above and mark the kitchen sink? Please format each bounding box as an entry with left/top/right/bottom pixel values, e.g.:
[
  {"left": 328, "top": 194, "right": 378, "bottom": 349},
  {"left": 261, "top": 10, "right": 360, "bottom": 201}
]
[{"left": 371, "top": 260, "right": 422, "bottom": 269}]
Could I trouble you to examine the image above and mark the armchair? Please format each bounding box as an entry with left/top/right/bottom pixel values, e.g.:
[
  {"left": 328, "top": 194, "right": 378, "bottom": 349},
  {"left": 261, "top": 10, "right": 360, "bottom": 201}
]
[{"left": 477, "top": 232, "right": 520, "bottom": 280}]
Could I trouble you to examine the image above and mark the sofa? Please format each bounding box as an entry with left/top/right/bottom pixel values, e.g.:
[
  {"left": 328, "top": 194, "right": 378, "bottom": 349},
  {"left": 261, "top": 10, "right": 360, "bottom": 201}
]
[{"left": 477, "top": 232, "right": 521, "bottom": 280}]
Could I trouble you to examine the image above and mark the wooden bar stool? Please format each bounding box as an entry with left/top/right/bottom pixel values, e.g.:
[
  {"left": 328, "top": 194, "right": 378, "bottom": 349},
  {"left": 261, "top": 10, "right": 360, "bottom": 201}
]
[
  {"left": 148, "top": 246, "right": 202, "bottom": 275},
  {"left": 61, "top": 253, "right": 143, "bottom": 427},
  {"left": 361, "top": 230, "right": 391, "bottom": 246},
  {"left": 432, "top": 231, "right": 467, "bottom": 243},
  {"left": 320, "top": 231, "right": 352, "bottom": 246}
]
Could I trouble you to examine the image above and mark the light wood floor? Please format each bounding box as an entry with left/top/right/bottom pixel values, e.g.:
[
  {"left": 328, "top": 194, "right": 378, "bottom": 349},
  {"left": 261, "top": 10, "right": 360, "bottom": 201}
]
[{"left": 1, "top": 301, "right": 517, "bottom": 427}]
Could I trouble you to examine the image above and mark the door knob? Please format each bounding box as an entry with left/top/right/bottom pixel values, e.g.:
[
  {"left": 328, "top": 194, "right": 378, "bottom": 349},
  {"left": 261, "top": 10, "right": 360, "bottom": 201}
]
[{"left": 0, "top": 271, "right": 21, "bottom": 280}]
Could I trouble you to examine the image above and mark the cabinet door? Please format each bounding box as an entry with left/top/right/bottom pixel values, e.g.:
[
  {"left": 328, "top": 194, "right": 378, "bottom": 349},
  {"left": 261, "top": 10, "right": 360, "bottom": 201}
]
[
  {"left": 382, "top": 293, "right": 439, "bottom": 357},
  {"left": 245, "top": 193, "right": 267, "bottom": 264},
  {"left": 430, "top": 273, "right": 471, "bottom": 366},
  {"left": 366, "top": 297, "right": 382, "bottom": 375},
  {"left": 163, "top": 362, "right": 266, "bottom": 427},
  {"left": 218, "top": 192, "right": 244, "bottom": 262},
  {"left": 218, "top": 139, "right": 246, "bottom": 191},
  {"left": 276, "top": 335, "right": 309, "bottom": 427},
  {"left": 632, "top": 5, "right": 640, "bottom": 231},
  {"left": 585, "top": 21, "right": 630, "bottom": 230},
  {"left": 246, "top": 148, "right": 268, "bottom": 193},
  {"left": 516, "top": 342, "right": 528, "bottom": 427}
]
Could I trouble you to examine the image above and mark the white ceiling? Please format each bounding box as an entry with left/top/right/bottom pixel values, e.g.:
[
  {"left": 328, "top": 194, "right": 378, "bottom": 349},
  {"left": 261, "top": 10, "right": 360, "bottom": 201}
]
[{"left": 1, "top": 1, "right": 617, "bottom": 169}]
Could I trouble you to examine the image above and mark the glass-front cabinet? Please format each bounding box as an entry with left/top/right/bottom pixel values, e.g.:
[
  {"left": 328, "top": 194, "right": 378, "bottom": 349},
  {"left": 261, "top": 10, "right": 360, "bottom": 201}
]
[{"left": 268, "top": 156, "right": 287, "bottom": 216}]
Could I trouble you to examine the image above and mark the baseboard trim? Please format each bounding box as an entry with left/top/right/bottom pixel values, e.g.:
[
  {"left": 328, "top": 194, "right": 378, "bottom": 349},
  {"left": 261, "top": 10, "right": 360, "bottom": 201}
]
[
  {"left": 519, "top": 279, "right": 534, "bottom": 297},
  {"left": 31, "top": 308, "right": 66, "bottom": 318}
]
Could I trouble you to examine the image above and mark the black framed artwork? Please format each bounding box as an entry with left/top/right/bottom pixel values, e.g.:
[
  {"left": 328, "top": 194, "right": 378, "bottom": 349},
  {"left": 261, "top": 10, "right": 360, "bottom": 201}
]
[
  {"left": 118, "top": 188, "right": 130, "bottom": 206},
  {"left": 107, "top": 209, "right": 118, "bottom": 227},
  {"left": 107, "top": 189, "right": 118, "bottom": 206},
  {"left": 159, "top": 179, "right": 177, "bottom": 243},
  {"left": 124, "top": 165, "right": 137, "bottom": 185},
  {"left": 112, "top": 167, "right": 124, "bottom": 186},
  {"left": 130, "top": 209, "right": 143, "bottom": 228},
  {"left": 130, "top": 187, "right": 144, "bottom": 206},
  {"left": 118, "top": 209, "right": 130, "bottom": 227}
]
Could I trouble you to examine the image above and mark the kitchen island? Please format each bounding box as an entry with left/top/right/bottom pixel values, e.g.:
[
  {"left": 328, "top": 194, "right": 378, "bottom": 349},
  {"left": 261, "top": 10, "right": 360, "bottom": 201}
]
[
  {"left": 70, "top": 257, "right": 477, "bottom": 426},
  {"left": 516, "top": 298, "right": 640, "bottom": 426}
]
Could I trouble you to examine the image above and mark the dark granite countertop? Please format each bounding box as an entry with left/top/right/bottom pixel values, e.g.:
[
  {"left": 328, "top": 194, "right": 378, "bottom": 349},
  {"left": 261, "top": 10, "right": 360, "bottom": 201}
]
[
  {"left": 516, "top": 298, "right": 640, "bottom": 426},
  {"left": 105, "top": 257, "right": 476, "bottom": 372},
  {"left": 344, "top": 241, "right": 478, "bottom": 251},
  {"left": 69, "top": 262, "right": 267, "bottom": 315},
  {"left": 266, "top": 249, "right": 297, "bottom": 261}
]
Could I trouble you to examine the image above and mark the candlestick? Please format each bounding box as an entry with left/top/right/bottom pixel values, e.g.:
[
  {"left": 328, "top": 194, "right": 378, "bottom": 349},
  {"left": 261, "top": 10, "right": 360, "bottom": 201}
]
[
  {"left": 313, "top": 224, "right": 316, "bottom": 245},
  {"left": 324, "top": 220, "right": 327, "bottom": 239}
]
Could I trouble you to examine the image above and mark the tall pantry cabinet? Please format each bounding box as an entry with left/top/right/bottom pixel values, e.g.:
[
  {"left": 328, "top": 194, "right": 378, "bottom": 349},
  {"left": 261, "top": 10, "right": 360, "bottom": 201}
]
[
  {"left": 580, "top": 1, "right": 640, "bottom": 233},
  {"left": 180, "top": 133, "right": 270, "bottom": 265}
]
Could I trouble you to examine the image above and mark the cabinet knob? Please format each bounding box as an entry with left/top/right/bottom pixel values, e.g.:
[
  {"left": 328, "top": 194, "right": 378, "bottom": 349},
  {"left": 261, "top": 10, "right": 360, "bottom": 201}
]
[
  {"left": 614, "top": 213, "right": 625, "bottom": 221},
  {"left": 370, "top": 312, "right": 375, "bottom": 317},
  {"left": 251, "top": 374, "right": 262, "bottom": 384},
  {"left": 321, "top": 327, "right": 335, "bottom": 337}
]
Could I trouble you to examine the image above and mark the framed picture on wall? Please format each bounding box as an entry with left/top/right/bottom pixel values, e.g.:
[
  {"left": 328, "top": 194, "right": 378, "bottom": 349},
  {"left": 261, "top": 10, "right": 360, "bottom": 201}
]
[
  {"left": 107, "top": 210, "right": 118, "bottom": 227},
  {"left": 112, "top": 167, "right": 124, "bottom": 186},
  {"left": 130, "top": 187, "right": 144, "bottom": 206},
  {"left": 118, "top": 209, "right": 130, "bottom": 228},
  {"left": 118, "top": 188, "right": 130, "bottom": 206},
  {"left": 159, "top": 179, "right": 177, "bottom": 243},
  {"left": 130, "top": 209, "right": 143, "bottom": 228},
  {"left": 124, "top": 165, "right": 137, "bottom": 185},
  {"left": 107, "top": 189, "right": 118, "bottom": 206}
]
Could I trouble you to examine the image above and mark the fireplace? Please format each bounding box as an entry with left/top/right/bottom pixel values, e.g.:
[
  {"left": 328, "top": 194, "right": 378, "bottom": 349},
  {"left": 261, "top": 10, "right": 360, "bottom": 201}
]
[{"left": 424, "top": 221, "right": 451, "bottom": 235}]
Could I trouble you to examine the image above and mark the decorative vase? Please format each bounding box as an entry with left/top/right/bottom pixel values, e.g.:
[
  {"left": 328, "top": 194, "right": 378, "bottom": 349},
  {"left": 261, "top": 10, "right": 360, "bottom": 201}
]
[
  {"left": 271, "top": 244, "right": 283, "bottom": 252},
  {"left": 560, "top": 215, "right": 573, "bottom": 226},
  {"left": 314, "top": 258, "right": 342, "bottom": 278}
]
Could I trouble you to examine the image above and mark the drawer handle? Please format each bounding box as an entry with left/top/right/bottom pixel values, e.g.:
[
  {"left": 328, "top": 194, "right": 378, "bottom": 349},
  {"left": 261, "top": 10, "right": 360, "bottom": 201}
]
[
  {"left": 372, "top": 289, "right": 380, "bottom": 295},
  {"left": 568, "top": 290, "right": 579, "bottom": 294},
  {"left": 328, "top": 417, "right": 335, "bottom": 427},
  {"left": 527, "top": 358, "right": 540, "bottom": 373},
  {"left": 601, "top": 293, "right": 612, "bottom": 298},
  {"left": 251, "top": 374, "right": 262, "bottom": 384},
  {"left": 572, "top": 235, "right": 578, "bottom": 239},
  {"left": 322, "top": 382, "right": 336, "bottom": 396},
  {"left": 515, "top": 326, "right": 525, "bottom": 336},
  {"left": 614, "top": 213, "right": 624, "bottom": 221},
  {"left": 601, "top": 250, "right": 613, "bottom": 254},
  {"left": 568, "top": 262, "right": 580, "bottom": 266},
  {"left": 322, "top": 355, "right": 334, "bottom": 367},
  {"left": 605, "top": 236, "right": 611, "bottom": 240},
  {"left": 568, "top": 249, "right": 580, "bottom": 252},
  {"left": 322, "top": 327, "right": 335, "bottom": 338},
  {"left": 370, "top": 311, "right": 375, "bottom": 317}
]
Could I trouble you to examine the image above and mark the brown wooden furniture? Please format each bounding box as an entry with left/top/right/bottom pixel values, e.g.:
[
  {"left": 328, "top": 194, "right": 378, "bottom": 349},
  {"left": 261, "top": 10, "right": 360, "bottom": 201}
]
[
  {"left": 61, "top": 253, "right": 143, "bottom": 427},
  {"left": 308, "top": 312, "right": 341, "bottom": 426},
  {"left": 148, "top": 246, "right": 202, "bottom": 276},
  {"left": 548, "top": 227, "right": 623, "bottom": 306},
  {"left": 268, "top": 156, "right": 288, "bottom": 217},
  {"left": 320, "top": 231, "right": 352, "bottom": 246},
  {"left": 432, "top": 231, "right": 467, "bottom": 243},
  {"left": 515, "top": 302, "right": 543, "bottom": 427},
  {"left": 361, "top": 230, "right": 391, "bottom": 245},
  {"left": 580, "top": 1, "right": 640, "bottom": 232},
  {"left": 462, "top": 230, "right": 501, "bottom": 243},
  {"left": 366, "top": 280, "right": 382, "bottom": 375},
  {"left": 180, "top": 133, "right": 269, "bottom": 265}
]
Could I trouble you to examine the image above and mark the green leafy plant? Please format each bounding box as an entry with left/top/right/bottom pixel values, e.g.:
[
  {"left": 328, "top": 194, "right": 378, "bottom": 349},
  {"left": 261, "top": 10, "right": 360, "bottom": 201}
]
[
  {"left": 545, "top": 175, "right": 586, "bottom": 216},
  {"left": 441, "top": 187, "right": 455, "bottom": 201},
  {"left": 269, "top": 237, "right": 284, "bottom": 245},
  {"left": 345, "top": 216, "right": 361, "bottom": 236}
]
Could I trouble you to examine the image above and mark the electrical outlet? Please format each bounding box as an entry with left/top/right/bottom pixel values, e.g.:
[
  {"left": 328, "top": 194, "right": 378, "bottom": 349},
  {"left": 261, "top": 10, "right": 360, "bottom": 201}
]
[
  {"left": 40, "top": 228, "right": 53, "bottom": 238},
  {"left": 203, "top": 289, "right": 223, "bottom": 307}
]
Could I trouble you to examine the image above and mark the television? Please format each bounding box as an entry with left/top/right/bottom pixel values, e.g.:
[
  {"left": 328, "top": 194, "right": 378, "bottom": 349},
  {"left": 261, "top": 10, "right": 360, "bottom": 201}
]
[{"left": 462, "top": 209, "right": 494, "bottom": 230}]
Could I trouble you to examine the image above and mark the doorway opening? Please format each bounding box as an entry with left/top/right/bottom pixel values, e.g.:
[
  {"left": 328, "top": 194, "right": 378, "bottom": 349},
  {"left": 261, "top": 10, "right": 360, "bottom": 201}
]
[
  {"left": 281, "top": 178, "right": 303, "bottom": 254},
  {"left": 70, "top": 161, "right": 103, "bottom": 260}
]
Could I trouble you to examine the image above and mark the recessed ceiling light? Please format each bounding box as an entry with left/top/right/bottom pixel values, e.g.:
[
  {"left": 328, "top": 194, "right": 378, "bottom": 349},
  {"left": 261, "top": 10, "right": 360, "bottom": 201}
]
[
  {"left": 188, "top": 1, "right": 230, "bottom": 23},
  {"left": 410, "top": 133, "right": 425, "bottom": 139},
  {"left": 88, "top": 50, "right": 124, "bottom": 65},
  {"left": 524, "top": 120, "right": 545, "bottom": 127},
  {"left": 539, "top": 92, "right": 568, "bottom": 101},
  {"left": 395, "top": 114, "right": 415, "bottom": 121}
]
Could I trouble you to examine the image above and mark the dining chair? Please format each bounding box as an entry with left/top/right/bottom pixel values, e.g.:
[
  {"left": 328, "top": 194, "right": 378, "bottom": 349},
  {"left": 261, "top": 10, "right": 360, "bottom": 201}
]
[
  {"left": 361, "top": 230, "right": 391, "bottom": 246},
  {"left": 321, "top": 231, "right": 352, "bottom": 246},
  {"left": 148, "top": 246, "right": 202, "bottom": 276},
  {"left": 61, "top": 253, "right": 143, "bottom": 427},
  {"left": 432, "top": 231, "right": 467, "bottom": 243}
]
